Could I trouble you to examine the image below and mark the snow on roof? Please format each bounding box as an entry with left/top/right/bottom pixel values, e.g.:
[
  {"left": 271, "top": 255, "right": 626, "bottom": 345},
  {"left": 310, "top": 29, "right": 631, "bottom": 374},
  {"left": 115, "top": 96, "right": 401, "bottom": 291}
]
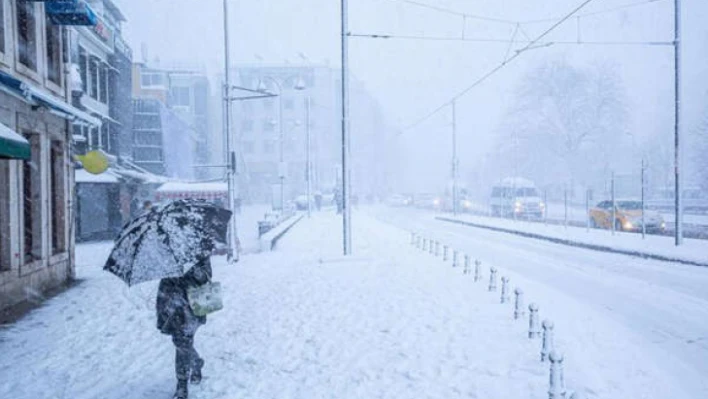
[
  {"left": 0, "top": 122, "right": 28, "bottom": 144},
  {"left": 75, "top": 168, "right": 119, "bottom": 184},
  {"left": 157, "top": 181, "right": 227, "bottom": 193}
]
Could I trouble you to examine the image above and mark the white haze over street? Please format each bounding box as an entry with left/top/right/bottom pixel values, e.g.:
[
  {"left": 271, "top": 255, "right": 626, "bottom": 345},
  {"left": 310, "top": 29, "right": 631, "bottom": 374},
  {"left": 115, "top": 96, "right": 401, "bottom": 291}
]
[{"left": 115, "top": 0, "right": 708, "bottom": 192}]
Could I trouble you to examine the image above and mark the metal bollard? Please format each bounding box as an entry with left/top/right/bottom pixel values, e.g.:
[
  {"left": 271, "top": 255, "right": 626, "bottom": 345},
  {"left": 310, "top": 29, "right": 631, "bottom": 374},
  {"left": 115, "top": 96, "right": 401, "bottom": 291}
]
[
  {"left": 429, "top": 240, "right": 435, "bottom": 255},
  {"left": 452, "top": 251, "right": 459, "bottom": 267},
  {"left": 500, "top": 277, "right": 510, "bottom": 303},
  {"left": 541, "top": 320, "right": 555, "bottom": 362},
  {"left": 463, "top": 255, "right": 471, "bottom": 274},
  {"left": 422, "top": 238, "right": 427, "bottom": 251},
  {"left": 488, "top": 267, "right": 497, "bottom": 291},
  {"left": 410, "top": 232, "right": 416, "bottom": 245},
  {"left": 529, "top": 303, "right": 541, "bottom": 338},
  {"left": 435, "top": 241, "right": 440, "bottom": 257},
  {"left": 514, "top": 288, "right": 525, "bottom": 320},
  {"left": 443, "top": 246, "right": 448, "bottom": 261},
  {"left": 548, "top": 351, "right": 566, "bottom": 399},
  {"left": 474, "top": 260, "right": 482, "bottom": 282}
]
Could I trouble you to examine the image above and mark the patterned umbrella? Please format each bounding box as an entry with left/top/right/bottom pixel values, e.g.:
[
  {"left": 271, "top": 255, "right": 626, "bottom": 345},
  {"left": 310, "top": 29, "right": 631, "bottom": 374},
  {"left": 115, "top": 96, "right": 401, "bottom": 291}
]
[{"left": 104, "top": 199, "right": 232, "bottom": 286}]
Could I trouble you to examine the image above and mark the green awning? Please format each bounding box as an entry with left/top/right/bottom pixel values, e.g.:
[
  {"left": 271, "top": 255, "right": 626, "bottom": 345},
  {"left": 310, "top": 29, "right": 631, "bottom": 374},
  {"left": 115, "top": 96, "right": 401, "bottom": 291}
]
[{"left": 0, "top": 122, "right": 30, "bottom": 160}]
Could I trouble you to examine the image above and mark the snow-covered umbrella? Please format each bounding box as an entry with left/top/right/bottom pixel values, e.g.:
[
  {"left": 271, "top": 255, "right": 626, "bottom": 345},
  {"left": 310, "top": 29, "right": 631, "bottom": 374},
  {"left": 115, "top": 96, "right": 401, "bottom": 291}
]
[{"left": 104, "top": 199, "right": 232, "bottom": 286}]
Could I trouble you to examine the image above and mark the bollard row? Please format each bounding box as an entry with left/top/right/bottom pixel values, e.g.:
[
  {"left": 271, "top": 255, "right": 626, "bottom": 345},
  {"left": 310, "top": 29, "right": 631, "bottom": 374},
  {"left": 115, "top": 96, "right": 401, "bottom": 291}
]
[{"left": 410, "top": 231, "right": 580, "bottom": 399}]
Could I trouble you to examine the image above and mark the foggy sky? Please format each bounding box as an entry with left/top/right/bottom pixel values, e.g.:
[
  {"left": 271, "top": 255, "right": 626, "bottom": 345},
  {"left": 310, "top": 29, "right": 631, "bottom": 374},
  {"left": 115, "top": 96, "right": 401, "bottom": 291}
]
[{"left": 114, "top": 0, "right": 708, "bottom": 192}]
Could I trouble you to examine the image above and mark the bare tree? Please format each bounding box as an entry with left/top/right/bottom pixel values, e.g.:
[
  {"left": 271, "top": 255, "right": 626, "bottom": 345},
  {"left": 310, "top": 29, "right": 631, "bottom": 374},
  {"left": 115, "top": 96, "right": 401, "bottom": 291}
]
[{"left": 495, "top": 60, "right": 630, "bottom": 192}]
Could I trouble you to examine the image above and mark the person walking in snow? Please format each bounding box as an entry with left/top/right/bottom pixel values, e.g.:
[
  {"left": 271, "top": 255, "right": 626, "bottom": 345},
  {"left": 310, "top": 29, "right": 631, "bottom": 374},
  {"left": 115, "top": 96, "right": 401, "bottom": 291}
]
[{"left": 156, "top": 255, "right": 212, "bottom": 399}]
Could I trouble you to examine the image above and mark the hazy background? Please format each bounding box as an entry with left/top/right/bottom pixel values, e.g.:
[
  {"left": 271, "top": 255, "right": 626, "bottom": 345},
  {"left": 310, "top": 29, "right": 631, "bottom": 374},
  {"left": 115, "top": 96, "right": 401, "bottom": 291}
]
[{"left": 114, "top": 0, "right": 708, "bottom": 196}]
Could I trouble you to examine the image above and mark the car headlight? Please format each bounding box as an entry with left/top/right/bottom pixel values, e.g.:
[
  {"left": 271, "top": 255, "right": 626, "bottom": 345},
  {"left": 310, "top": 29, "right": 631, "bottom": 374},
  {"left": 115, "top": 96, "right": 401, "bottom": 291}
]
[
  {"left": 463, "top": 200, "right": 472, "bottom": 209},
  {"left": 623, "top": 221, "right": 634, "bottom": 230},
  {"left": 433, "top": 199, "right": 440, "bottom": 206},
  {"left": 540, "top": 202, "right": 546, "bottom": 209}
]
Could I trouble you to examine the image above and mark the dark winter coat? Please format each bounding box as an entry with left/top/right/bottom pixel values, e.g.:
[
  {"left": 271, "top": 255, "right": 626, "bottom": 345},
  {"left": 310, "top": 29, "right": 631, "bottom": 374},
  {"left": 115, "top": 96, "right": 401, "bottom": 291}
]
[{"left": 156, "top": 257, "right": 212, "bottom": 336}]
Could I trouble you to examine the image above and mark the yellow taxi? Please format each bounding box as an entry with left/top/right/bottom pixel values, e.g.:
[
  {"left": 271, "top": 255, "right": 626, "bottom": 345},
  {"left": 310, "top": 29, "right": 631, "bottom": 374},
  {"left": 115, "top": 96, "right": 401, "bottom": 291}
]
[{"left": 589, "top": 199, "right": 666, "bottom": 232}]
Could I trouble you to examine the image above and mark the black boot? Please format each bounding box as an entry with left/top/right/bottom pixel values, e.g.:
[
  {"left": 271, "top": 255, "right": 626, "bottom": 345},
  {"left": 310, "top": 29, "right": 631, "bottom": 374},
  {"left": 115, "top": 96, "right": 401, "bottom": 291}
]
[
  {"left": 173, "top": 379, "right": 188, "bottom": 399},
  {"left": 190, "top": 358, "right": 204, "bottom": 385}
]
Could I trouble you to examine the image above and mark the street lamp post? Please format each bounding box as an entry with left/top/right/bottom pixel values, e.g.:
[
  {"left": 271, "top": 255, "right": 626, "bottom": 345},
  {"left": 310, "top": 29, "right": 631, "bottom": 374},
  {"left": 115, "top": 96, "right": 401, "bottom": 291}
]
[
  {"left": 451, "top": 99, "right": 458, "bottom": 216},
  {"left": 673, "top": 0, "right": 683, "bottom": 246},
  {"left": 305, "top": 96, "right": 312, "bottom": 218},
  {"left": 221, "top": 0, "right": 239, "bottom": 262},
  {"left": 341, "top": 0, "right": 352, "bottom": 255},
  {"left": 258, "top": 75, "right": 305, "bottom": 211}
]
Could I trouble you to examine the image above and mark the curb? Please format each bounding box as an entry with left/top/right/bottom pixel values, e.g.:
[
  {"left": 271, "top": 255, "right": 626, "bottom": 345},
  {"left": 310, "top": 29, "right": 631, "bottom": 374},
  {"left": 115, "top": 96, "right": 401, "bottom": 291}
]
[
  {"left": 260, "top": 214, "right": 305, "bottom": 252},
  {"left": 436, "top": 216, "right": 708, "bottom": 268}
]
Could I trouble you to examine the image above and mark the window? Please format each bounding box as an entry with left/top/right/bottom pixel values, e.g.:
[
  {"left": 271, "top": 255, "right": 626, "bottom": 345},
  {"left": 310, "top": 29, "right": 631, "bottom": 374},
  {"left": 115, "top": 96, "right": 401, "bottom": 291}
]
[
  {"left": 134, "top": 132, "right": 162, "bottom": 146},
  {"left": 89, "top": 126, "right": 99, "bottom": 149},
  {"left": 0, "top": 160, "right": 10, "bottom": 271},
  {"left": 50, "top": 141, "right": 66, "bottom": 255},
  {"left": 0, "top": 0, "right": 6, "bottom": 56},
  {"left": 170, "top": 86, "right": 190, "bottom": 107},
  {"left": 242, "top": 141, "right": 254, "bottom": 154},
  {"left": 78, "top": 48, "right": 88, "bottom": 93},
  {"left": 134, "top": 114, "right": 161, "bottom": 130},
  {"left": 263, "top": 141, "right": 275, "bottom": 154},
  {"left": 45, "top": 16, "right": 62, "bottom": 85},
  {"left": 194, "top": 85, "right": 208, "bottom": 115},
  {"left": 141, "top": 72, "right": 164, "bottom": 87},
  {"left": 263, "top": 98, "right": 275, "bottom": 110},
  {"left": 263, "top": 119, "right": 275, "bottom": 132},
  {"left": 133, "top": 147, "right": 163, "bottom": 162},
  {"left": 17, "top": 1, "right": 37, "bottom": 71},
  {"left": 134, "top": 99, "right": 160, "bottom": 114},
  {"left": 284, "top": 98, "right": 294, "bottom": 110},
  {"left": 23, "top": 133, "right": 42, "bottom": 263},
  {"left": 241, "top": 119, "right": 253, "bottom": 132},
  {"left": 99, "top": 64, "right": 108, "bottom": 104},
  {"left": 89, "top": 57, "right": 99, "bottom": 99},
  {"left": 515, "top": 188, "right": 538, "bottom": 197},
  {"left": 100, "top": 124, "right": 109, "bottom": 150}
]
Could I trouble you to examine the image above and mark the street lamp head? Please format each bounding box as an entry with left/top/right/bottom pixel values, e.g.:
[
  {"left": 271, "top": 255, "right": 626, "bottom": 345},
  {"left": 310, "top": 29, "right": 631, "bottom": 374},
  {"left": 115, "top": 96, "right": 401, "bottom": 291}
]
[
  {"left": 269, "top": 119, "right": 278, "bottom": 127},
  {"left": 294, "top": 76, "right": 306, "bottom": 91}
]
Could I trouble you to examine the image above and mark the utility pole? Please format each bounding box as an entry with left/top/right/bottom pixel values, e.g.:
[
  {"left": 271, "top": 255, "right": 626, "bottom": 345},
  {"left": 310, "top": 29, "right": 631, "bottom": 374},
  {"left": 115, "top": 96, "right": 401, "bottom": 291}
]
[
  {"left": 611, "top": 171, "right": 616, "bottom": 235},
  {"left": 306, "top": 96, "right": 312, "bottom": 218},
  {"left": 641, "top": 158, "right": 646, "bottom": 239},
  {"left": 674, "top": 0, "right": 683, "bottom": 246},
  {"left": 222, "top": 0, "right": 239, "bottom": 262},
  {"left": 340, "top": 0, "right": 352, "bottom": 255},
  {"left": 452, "top": 99, "right": 458, "bottom": 216}
]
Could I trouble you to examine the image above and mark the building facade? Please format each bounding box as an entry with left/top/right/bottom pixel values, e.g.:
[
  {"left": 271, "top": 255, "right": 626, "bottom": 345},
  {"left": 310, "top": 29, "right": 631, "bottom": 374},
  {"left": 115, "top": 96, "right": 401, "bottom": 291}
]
[
  {"left": 0, "top": 0, "right": 102, "bottom": 312},
  {"left": 229, "top": 65, "right": 340, "bottom": 203},
  {"left": 131, "top": 62, "right": 210, "bottom": 180},
  {"left": 228, "top": 64, "right": 391, "bottom": 204},
  {"left": 70, "top": 0, "right": 137, "bottom": 242}
]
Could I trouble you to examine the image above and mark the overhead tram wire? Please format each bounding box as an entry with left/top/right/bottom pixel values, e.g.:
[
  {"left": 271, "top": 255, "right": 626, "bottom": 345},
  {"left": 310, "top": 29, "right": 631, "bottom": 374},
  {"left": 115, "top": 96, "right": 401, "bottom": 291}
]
[
  {"left": 519, "top": 0, "right": 667, "bottom": 24},
  {"left": 349, "top": 33, "right": 672, "bottom": 47},
  {"left": 396, "top": 0, "right": 599, "bottom": 134},
  {"left": 384, "top": 0, "right": 518, "bottom": 24}
]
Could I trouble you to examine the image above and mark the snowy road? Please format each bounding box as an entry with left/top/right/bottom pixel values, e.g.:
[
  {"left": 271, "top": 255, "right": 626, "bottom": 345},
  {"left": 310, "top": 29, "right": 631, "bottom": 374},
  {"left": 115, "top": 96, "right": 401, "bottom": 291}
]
[
  {"left": 370, "top": 205, "right": 708, "bottom": 398},
  {"left": 0, "top": 212, "right": 558, "bottom": 399},
  {"left": 1, "top": 208, "right": 706, "bottom": 398}
]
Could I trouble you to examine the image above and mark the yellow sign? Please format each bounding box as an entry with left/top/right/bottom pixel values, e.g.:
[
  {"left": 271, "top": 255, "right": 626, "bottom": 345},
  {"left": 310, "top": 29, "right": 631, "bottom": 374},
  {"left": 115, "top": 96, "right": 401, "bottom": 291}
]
[{"left": 76, "top": 150, "right": 109, "bottom": 175}]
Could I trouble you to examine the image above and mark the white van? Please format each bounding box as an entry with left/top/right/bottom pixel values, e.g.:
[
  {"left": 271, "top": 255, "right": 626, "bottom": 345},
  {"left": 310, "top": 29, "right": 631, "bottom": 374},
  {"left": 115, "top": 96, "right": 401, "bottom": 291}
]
[{"left": 489, "top": 177, "right": 544, "bottom": 218}]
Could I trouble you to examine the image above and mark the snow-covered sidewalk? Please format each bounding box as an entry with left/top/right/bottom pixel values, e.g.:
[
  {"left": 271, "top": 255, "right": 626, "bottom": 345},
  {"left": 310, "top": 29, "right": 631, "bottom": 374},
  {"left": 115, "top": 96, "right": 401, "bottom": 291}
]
[
  {"left": 0, "top": 212, "right": 691, "bottom": 398},
  {"left": 437, "top": 212, "right": 708, "bottom": 266}
]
